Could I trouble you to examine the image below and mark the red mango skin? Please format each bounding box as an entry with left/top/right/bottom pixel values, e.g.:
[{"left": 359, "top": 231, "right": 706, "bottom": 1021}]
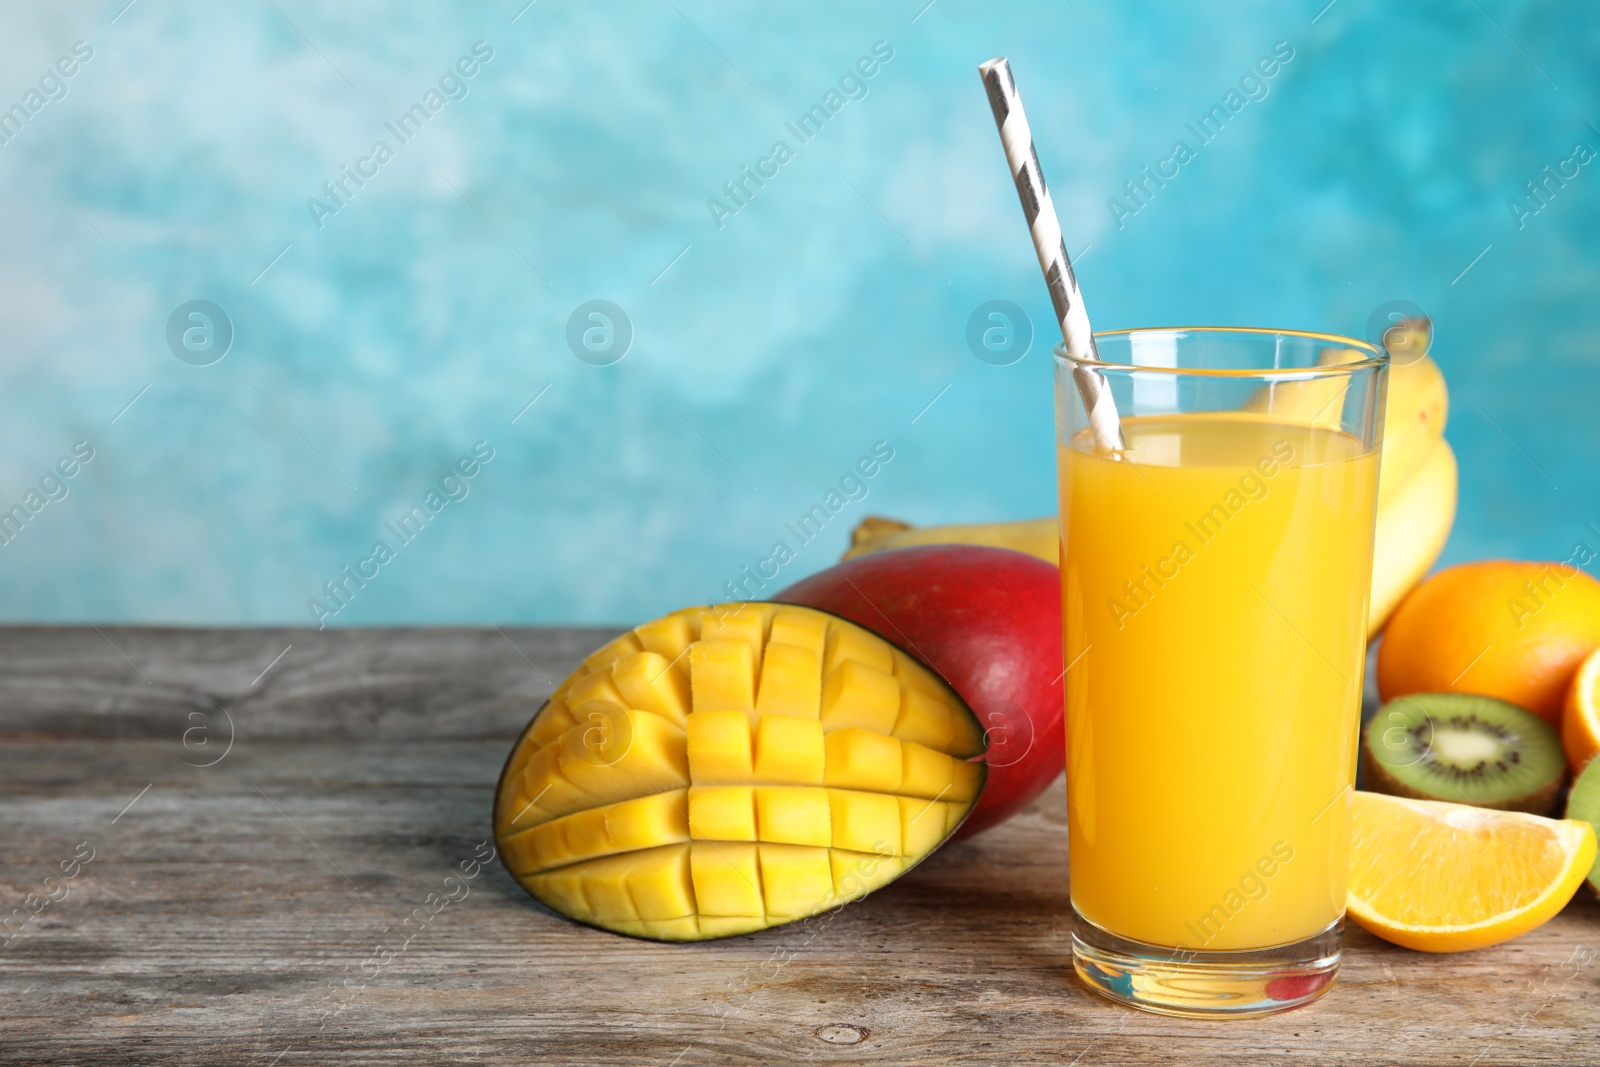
[{"left": 772, "top": 544, "right": 1064, "bottom": 838}]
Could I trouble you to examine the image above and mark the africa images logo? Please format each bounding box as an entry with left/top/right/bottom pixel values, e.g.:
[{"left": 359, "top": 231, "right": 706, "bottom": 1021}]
[
  {"left": 705, "top": 40, "right": 895, "bottom": 230},
  {"left": 306, "top": 41, "right": 495, "bottom": 230}
]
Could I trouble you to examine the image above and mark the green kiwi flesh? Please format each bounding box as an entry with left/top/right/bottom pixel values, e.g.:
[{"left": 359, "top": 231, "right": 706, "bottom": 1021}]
[
  {"left": 1564, "top": 757, "right": 1600, "bottom": 895},
  {"left": 1361, "top": 692, "right": 1565, "bottom": 815}
]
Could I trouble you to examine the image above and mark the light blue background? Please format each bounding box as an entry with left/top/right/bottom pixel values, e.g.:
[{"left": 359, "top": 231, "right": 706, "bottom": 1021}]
[{"left": 0, "top": 0, "right": 1595, "bottom": 626}]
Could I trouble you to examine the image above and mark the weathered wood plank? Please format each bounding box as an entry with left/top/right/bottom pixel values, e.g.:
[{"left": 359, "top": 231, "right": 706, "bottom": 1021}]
[{"left": 2, "top": 627, "right": 1597, "bottom": 1066}]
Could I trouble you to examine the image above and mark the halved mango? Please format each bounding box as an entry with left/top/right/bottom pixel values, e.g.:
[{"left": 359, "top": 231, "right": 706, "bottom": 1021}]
[{"left": 493, "top": 602, "right": 987, "bottom": 940}]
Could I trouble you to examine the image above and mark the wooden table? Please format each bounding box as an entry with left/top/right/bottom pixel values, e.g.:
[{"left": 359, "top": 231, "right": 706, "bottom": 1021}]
[{"left": 3, "top": 626, "right": 1597, "bottom": 1065}]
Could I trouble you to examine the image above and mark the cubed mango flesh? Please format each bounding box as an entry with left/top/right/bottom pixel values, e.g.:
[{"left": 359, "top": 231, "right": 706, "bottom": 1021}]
[
  {"left": 758, "top": 842, "right": 835, "bottom": 916},
  {"left": 754, "top": 642, "right": 822, "bottom": 719},
  {"left": 691, "top": 639, "right": 756, "bottom": 713},
  {"left": 686, "top": 709, "right": 753, "bottom": 782},
  {"left": 689, "top": 841, "right": 764, "bottom": 917},
  {"left": 583, "top": 632, "right": 643, "bottom": 671},
  {"left": 768, "top": 607, "right": 827, "bottom": 659},
  {"left": 754, "top": 786, "right": 832, "bottom": 847},
  {"left": 634, "top": 614, "right": 695, "bottom": 658},
  {"left": 824, "top": 625, "right": 895, "bottom": 676},
  {"left": 493, "top": 602, "right": 986, "bottom": 941},
  {"left": 699, "top": 604, "right": 770, "bottom": 675},
  {"left": 753, "top": 714, "right": 824, "bottom": 784},
  {"left": 611, "top": 651, "right": 691, "bottom": 726},
  {"left": 567, "top": 670, "right": 627, "bottom": 710},
  {"left": 687, "top": 785, "right": 756, "bottom": 841},
  {"left": 822, "top": 728, "right": 903, "bottom": 793},
  {"left": 821, "top": 660, "right": 901, "bottom": 734}
]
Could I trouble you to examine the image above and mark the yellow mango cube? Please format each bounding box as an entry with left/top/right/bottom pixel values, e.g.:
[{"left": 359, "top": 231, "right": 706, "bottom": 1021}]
[
  {"left": 890, "top": 653, "right": 985, "bottom": 757},
  {"left": 499, "top": 727, "right": 549, "bottom": 797},
  {"left": 529, "top": 820, "right": 574, "bottom": 870},
  {"left": 946, "top": 755, "right": 983, "bottom": 803},
  {"left": 604, "top": 791, "right": 690, "bottom": 853},
  {"left": 568, "top": 670, "right": 627, "bottom": 710},
  {"left": 754, "top": 786, "right": 832, "bottom": 847},
  {"left": 827, "top": 789, "right": 902, "bottom": 855},
  {"left": 690, "top": 639, "right": 756, "bottom": 712},
  {"left": 685, "top": 709, "right": 754, "bottom": 783},
  {"left": 580, "top": 857, "right": 640, "bottom": 921},
  {"left": 561, "top": 701, "right": 632, "bottom": 768},
  {"left": 528, "top": 702, "right": 577, "bottom": 748},
  {"left": 667, "top": 607, "right": 705, "bottom": 638},
  {"left": 626, "top": 845, "right": 696, "bottom": 920},
  {"left": 611, "top": 650, "right": 691, "bottom": 726},
  {"left": 689, "top": 841, "right": 764, "bottom": 917},
  {"left": 634, "top": 614, "right": 695, "bottom": 658},
  {"left": 824, "top": 625, "right": 894, "bottom": 676},
  {"left": 823, "top": 728, "right": 903, "bottom": 793},
  {"left": 948, "top": 720, "right": 987, "bottom": 760},
  {"left": 894, "top": 687, "right": 958, "bottom": 753},
  {"left": 890, "top": 649, "right": 947, "bottom": 698},
  {"left": 583, "top": 632, "right": 643, "bottom": 671},
  {"left": 497, "top": 770, "right": 555, "bottom": 830},
  {"left": 700, "top": 606, "right": 769, "bottom": 674},
  {"left": 561, "top": 805, "right": 612, "bottom": 859},
  {"left": 829, "top": 847, "right": 901, "bottom": 902},
  {"left": 758, "top": 843, "right": 835, "bottom": 916},
  {"left": 900, "top": 741, "right": 959, "bottom": 800},
  {"left": 899, "top": 795, "right": 950, "bottom": 855},
  {"left": 768, "top": 608, "right": 827, "bottom": 658},
  {"left": 820, "top": 660, "right": 901, "bottom": 734},
  {"left": 498, "top": 827, "right": 542, "bottom": 875},
  {"left": 688, "top": 785, "right": 757, "bottom": 841},
  {"left": 532, "top": 867, "right": 591, "bottom": 919},
  {"left": 558, "top": 710, "right": 689, "bottom": 806},
  {"left": 754, "top": 642, "right": 823, "bottom": 719},
  {"left": 518, "top": 743, "right": 592, "bottom": 821},
  {"left": 753, "top": 714, "right": 825, "bottom": 784},
  {"left": 547, "top": 673, "right": 577, "bottom": 708}
]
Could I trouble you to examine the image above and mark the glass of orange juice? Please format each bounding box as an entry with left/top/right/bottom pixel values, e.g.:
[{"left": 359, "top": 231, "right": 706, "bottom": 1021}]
[{"left": 1056, "top": 327, "right": 1387, "bottom": 1017}]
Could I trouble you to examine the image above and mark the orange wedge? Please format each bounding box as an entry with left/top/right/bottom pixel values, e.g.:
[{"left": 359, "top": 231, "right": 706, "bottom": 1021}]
[
  {"left": 1562, "top": 646, "right": 1600, "bottom": 775},
  {"left": 1347, "top": 790, "right": 1596, "bottom": 952}
]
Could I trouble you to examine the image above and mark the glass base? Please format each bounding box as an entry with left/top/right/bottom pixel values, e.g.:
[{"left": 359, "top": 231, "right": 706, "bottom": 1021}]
[{"left": 1071, "top": 909, "right": 1341, "bottom": 1018}]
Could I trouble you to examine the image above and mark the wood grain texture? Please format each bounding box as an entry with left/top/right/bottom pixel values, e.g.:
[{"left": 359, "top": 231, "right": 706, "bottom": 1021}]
[{"left": 3, "top": 626, "right": 1598, "bottom": 1066}]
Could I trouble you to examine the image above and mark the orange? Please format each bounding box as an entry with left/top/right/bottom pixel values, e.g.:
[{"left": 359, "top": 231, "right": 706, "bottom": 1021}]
[
  {"left": 1377, "top": 560, "right": 1600, "bottom": 726},
  {"left": 1562, "top": 646, "right": 1600, "bottom": 774},
  {"left": 1347, "top": 791, "right": 1596, "bottom": 952}
]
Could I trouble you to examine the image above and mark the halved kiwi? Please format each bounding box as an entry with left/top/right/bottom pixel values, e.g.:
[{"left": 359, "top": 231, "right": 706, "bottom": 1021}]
[
  {"left": 1361, "top": 692, "right": 1566, "bottom": 815},
  {"left": 1564, "top": 758, "right": 1600, "bottom": 895}
]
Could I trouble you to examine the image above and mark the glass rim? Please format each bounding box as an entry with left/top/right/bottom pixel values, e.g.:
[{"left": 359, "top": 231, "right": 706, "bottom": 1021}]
[{"left": 1054, "top": 326, "right": 1389, "bottom": 379}]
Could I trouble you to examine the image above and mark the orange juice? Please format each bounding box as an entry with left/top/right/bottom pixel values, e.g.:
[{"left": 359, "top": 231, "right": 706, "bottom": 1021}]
[{"left": 1059, "top": 412, "right": 1378, "bottom": 951}]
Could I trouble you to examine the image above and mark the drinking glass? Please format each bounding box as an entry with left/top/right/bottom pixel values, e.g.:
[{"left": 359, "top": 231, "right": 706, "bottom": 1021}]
[{"left": 1056, "top": 327, "right": 1388, "bottom": 1017}]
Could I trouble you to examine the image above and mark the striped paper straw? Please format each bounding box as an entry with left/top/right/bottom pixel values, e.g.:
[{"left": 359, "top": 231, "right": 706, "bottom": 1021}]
[{"left": 978, "top": 57, "right": 1125, "bottom": 453}]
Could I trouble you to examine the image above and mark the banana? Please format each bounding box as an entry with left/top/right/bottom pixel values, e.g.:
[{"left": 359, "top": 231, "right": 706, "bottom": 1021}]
[
  {"left": 1367, "top": 437, "right": 1457, "bottom": 634},
  {"left": 1242, "top": 347, "right": 1447, "bottom": 507},
  {"left": 1377, "top": 354, "right": 1448, "bottom": 508},
  {"left": 842, "top": 515, "right": 1058, "bottom": 563},
  {"left": 1240, "top": 345, "right": 1365, "bottom": 429}
]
